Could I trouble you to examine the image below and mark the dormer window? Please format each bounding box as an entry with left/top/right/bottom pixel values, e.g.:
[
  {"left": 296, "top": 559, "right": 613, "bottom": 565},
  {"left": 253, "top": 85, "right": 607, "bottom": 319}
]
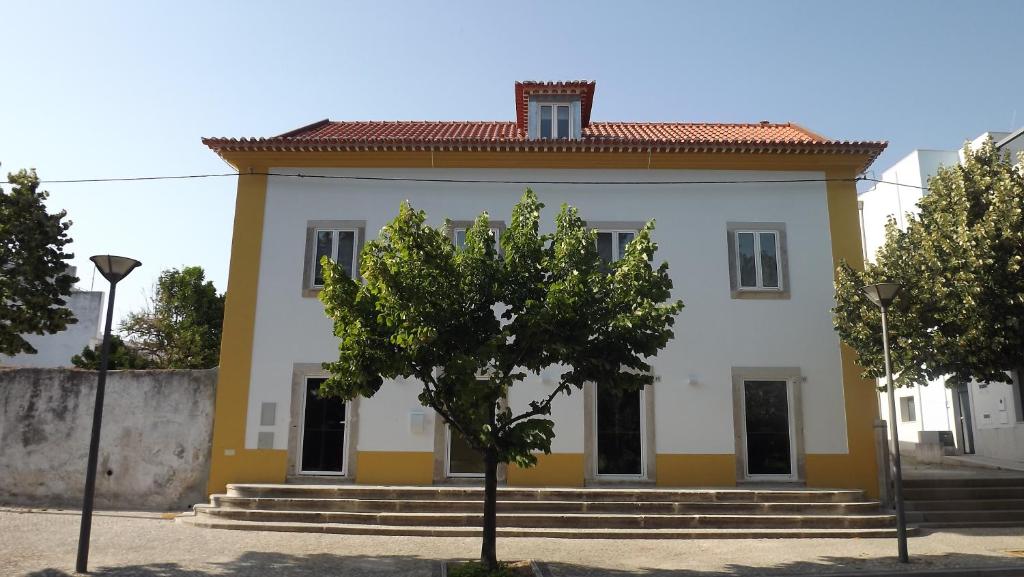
[
  {"left": 516, "top": 81, "right": 595, "bottom": 141},
  {"left": 539, "top": 104, "right": 572, "bottom": 139}
]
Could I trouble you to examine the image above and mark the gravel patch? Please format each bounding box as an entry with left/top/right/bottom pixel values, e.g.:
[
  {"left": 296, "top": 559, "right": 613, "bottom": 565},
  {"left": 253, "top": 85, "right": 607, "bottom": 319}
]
[{"left": 3, "top": 507, "right": 1024, "bottom": 576}]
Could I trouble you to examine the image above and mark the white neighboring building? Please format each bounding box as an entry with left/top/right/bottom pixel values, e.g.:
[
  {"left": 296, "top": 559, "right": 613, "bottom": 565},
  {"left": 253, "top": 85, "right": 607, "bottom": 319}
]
[
  {"left": 859, "top": 128, "right": 1024, "bottom": 464},
  {"left": 0, "top": 267, "right": 104, "bottom": 368}
]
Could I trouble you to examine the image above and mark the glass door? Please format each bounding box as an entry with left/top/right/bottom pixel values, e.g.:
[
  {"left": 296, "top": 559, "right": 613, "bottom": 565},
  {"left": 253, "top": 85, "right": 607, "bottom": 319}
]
[
  {"left": 596, "top": 385, "right": 644, "bottom": 477},
  {"left": 299, "top": 377, "right": 347, "bottom": 475},
  {"left": 743, "top": 379, "right": 795, "bottom": 479},
  {"left": 446, "top": 426, "right": 486, "bottom": 477}
]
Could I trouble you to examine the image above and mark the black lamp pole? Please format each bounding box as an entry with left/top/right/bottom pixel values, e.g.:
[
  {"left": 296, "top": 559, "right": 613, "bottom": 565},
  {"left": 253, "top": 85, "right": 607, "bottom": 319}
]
[
  {"left": 76, "top": 255, "right": 140, "bottom": 574},
  {"left": 862, "top": 282, "right": 909, "bottom": 564}
]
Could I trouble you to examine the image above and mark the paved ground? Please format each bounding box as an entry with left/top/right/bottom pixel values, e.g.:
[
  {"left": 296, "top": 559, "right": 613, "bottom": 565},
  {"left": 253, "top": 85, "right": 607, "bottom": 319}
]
[{"left": 4, "top": 507, "right": 1024, "bottom": 577}]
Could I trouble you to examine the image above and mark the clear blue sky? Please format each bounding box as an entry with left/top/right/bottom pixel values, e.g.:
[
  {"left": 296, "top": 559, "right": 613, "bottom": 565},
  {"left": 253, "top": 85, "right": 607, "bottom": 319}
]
[{"left": 2, "top": 0, "right": 1021, "bottom": 323}]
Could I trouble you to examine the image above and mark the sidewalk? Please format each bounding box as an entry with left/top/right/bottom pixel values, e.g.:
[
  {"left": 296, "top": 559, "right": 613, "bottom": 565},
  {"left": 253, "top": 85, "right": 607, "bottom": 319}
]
[{"left": 4, "top": 506, "right": 1024, "bottom": 577}]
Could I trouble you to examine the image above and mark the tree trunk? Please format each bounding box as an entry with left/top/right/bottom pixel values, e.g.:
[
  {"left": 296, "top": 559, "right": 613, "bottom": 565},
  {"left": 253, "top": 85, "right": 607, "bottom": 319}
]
[{"left": 480, "top": 446, "right": 499, "bottom": 570}]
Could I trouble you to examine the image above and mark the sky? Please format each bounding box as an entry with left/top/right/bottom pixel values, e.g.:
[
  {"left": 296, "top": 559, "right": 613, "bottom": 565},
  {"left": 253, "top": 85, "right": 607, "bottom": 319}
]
[{"left": 2, "top": 0, "right": 1022, "bottom": 325}]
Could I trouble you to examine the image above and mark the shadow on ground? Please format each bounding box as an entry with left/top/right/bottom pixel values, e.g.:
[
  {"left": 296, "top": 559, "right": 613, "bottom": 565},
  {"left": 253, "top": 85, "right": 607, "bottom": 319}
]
[
  {"left": 23, "top": 551, "right": 438, "bottom": 577},
  {"left": 538, "top": 552, "right": 1024, "bottom": 577},
  {"left": 23, "top": 550, "right": 1024, "bottom": 577}
]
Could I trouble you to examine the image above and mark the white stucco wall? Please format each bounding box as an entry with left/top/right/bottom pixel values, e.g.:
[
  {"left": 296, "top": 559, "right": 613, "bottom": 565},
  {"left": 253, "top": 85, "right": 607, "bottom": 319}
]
[
  {"left": 1, "top": 289, "right": 103, "bottom": 368},
  {"left": 245, "top": 168, "right": 851, "bottom": 458}
]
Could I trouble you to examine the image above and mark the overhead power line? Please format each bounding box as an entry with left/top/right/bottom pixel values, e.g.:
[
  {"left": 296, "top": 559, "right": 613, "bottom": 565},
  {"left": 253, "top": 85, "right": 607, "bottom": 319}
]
[{"left": 4, "top": 171, "right": 929, "bottom": 190}]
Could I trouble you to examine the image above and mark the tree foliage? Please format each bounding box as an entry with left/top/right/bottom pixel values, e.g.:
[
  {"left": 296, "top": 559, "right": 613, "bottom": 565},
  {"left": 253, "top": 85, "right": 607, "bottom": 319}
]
[
  {"left": 71, "top": 335, "right": 153, "bottom": 370},
  {"left": 319, "top": 190, "right": 683, "bottom": 568},
  {"left": 0, "top": 169, "right": 78, "bottom": 356},
  {"left": 835, "top": 139, "right": 1024, "bottom": 387},
  {"left": 120, "top": 266, "right": 225, "bottom": 369}
]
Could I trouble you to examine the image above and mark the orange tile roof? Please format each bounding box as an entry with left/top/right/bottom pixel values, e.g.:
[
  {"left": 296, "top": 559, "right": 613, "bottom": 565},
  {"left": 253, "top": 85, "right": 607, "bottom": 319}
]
[{"left": 205, "top": 119, "right": 885, "bottom": 170}]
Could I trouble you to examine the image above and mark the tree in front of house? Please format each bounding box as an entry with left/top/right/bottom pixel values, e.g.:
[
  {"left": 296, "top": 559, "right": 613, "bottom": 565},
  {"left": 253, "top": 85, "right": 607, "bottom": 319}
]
[
  {"left": 120, "top": 266, "right": 225, "bottom": 369},
  {"left": 835, "top": 139, "right": 1024, "bottom": 388},
  {"left": 0, "top": 169, "right": 78, "bottom": 356},
  {"left": 319, "top": 189, "right": 683, "bottom": 570},
  {"left": 71, "top": 335, "right": 153, "bottom": 370}
]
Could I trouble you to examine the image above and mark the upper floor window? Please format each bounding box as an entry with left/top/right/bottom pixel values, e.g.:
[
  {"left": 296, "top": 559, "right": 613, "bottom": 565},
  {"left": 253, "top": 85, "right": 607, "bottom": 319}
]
[
  {"left": 454, "top": 227, "right": 501, "bottom": 251},
  {"left": 726, "top": 222, "right": 789, "bottom": 300},
  {"left": 539, "top": 104, "right": 572, "bottom": 139},
  {"left": 596, "top": 230, "right": 636, "bottom": 264},
  {"left": 302, "top": 220, "right": 366, "bottom": 297},
  {"left": 735, "top": 230, "right": 781, "bottom": 291},
  {"left": 313, "top": 229, "right": 358, "bottom": 286}
]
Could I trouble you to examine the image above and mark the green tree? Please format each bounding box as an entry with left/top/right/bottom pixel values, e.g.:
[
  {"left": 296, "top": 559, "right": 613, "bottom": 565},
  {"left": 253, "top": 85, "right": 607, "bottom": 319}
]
[
  {"left": 71, "top": 335, "right": 153, "bottom": 370},
  {"left": 120, "top": 266, "right": 225, "bottom": 369},
  {"left": 0, "top": 169, "right": 77, "bottom": 356},
  {"left": 835, "top": 139, "right": 1024, "bottom": 388},
  {"left": 319, "top": 190, "right": 683, "bottom": 570}
]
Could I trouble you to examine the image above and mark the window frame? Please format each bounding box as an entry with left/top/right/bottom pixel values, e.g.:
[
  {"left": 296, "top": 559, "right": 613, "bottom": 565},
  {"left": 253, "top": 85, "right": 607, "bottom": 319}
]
[
  {"left": 900, "top": 396, "right": 917, "bottom": 423},
  {"left": 726, "top": 222, "right": 790, "bottom": 300},
  {"left": 734, "top": 229, "right": 783, "bottom": 292},
  {"left": 302, "top": 220, "right": 366, "bottom": 298},
  {"left": 453, "top": 226, "right": 502, "bottom": 251},
  {"left": 447, "top": 220, "right": 506, "bottom": 253},
  {"left": 310, "top": 228, "right": 359, "bottom": 288},
  {"left": 595, "top": 229, "right": 638, "bottom": 264},
  {"left": 538, "top": 103, "right": 573, "bottom": 139}
]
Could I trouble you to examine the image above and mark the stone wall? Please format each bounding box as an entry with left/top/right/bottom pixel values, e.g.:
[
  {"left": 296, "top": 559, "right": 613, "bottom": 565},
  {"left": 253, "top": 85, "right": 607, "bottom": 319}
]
[{"left": 0, "top": 367, "right": 216, "bottom": 511}]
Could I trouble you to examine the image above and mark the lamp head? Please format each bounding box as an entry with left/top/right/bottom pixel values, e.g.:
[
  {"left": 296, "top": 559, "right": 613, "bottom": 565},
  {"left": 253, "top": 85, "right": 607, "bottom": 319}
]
[
  {"left": 861, "top": 282, "right": 902, "bottom": 309},
  {"left": 90, "top": 255, "right": 141, "bottom": 284}
]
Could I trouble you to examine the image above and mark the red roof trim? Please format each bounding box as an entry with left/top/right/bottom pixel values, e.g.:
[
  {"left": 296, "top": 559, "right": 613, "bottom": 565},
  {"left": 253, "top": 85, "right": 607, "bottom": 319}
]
[{"left": 205, "top": 119, "right": 887, "bottom": 170}]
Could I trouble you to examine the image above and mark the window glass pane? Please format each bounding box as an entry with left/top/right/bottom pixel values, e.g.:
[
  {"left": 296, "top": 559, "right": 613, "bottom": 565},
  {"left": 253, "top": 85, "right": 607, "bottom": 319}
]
[
  {"left": 556, "top": 105, "right": 570, "bottom": 138},
  {"left": 313, "top": 230, "right": 334, "bottom": 286},
  {"left": 759, "top": 232, "right": 779, "bottom": 288},
  {"left": 539, "top": 105, "right": 552, "bottom": 139},
  {"left": 337, "top": 231, "right": 356, "bottom": 278},
  {"left": 617, "top": 232, "right": 635, "bottom": 261},
  {"left": 596, "top": 232, "right": 613, "bottom": 264},
  {"left": 454, "top": 229, "right": 467, "bottom": 249},
  {"left": 737, "top": 232, "right": 756, "bottom": 287}
]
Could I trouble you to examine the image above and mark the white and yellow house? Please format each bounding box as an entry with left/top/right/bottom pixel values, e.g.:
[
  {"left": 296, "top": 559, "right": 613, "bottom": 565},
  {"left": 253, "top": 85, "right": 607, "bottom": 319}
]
[{"left": 202, "top": 80, "right": 887, "bottom": 496}]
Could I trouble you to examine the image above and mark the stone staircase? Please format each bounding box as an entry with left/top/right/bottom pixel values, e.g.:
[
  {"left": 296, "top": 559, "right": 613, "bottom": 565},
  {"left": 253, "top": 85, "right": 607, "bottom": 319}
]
[
  {"left": 904, "top": 476, "right": 1024, "bottom": 528},
  {"left": 178, "top": 484, "right": 902, "bottom": 539}
]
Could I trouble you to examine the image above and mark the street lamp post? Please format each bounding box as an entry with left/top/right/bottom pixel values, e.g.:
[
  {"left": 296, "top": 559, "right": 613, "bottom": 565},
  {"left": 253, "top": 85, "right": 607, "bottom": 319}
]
[
  {"left": 76, "top": 255, "right": 141, "bottom": 574},
  {"left": 861, "top": 282, "right": 909, "bottom": 564}
]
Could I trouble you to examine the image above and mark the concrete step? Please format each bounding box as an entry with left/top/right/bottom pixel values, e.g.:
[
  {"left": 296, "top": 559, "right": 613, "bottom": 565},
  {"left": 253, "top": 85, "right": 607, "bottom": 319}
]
[
  {"left": 225, "top": 484, "right": 867, "bottom": 503},
  {"left": 210, "top": 495, "right": 883, "bottom": 515},
  {"left": 911, "top": 510, "right": 1024, "bottom": 524},
  {"left": 903, "top": 487, "right": 1024, "bottom": 501},
  {"left": 904, "top": 498, "right": 1024, "bottom": 512},
  {"left": 179, "top": 514, "right": 910, "bottom": 539},
  {"left": 903, "top": 477, "right": 1024, "bottom": 489},
  {"left": 914, "top": 520, "right": 1024, "bottom": 529},
  {"left": 194, "top": 506, "right": 896, "bottom": 529}
]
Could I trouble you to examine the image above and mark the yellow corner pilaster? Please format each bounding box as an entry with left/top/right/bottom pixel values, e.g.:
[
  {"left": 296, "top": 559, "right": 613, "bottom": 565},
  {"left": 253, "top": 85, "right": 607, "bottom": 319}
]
[
  {"left": 207, "top": 171, "right": 288, "bottom": 494},
  {"left": 815, "top": 170, "right": 881, "bottom": 498}
]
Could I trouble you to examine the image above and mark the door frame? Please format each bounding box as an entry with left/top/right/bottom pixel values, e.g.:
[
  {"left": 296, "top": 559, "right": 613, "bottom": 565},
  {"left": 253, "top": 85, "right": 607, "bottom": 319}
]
[
  {"left": 731, "top": 367, "right": 806, "bottom": 483},
  {"left": 444, "top": 425, "right": 486, "bottom": 478},
  {"left": 288, "top": 364, "right": 360, "bottom": 479},
  {"left": 297, "top": 375, "right": 351, "bottom": 476},
  {"left": 585, "top": 381, "right": 655, "bottom": 481}
]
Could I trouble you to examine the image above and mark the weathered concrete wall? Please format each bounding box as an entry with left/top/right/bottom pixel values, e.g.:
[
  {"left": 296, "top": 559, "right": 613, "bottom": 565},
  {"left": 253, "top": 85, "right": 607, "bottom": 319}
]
[{"left": 0, "top": 367, "right": 216, "bottom": 511}]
